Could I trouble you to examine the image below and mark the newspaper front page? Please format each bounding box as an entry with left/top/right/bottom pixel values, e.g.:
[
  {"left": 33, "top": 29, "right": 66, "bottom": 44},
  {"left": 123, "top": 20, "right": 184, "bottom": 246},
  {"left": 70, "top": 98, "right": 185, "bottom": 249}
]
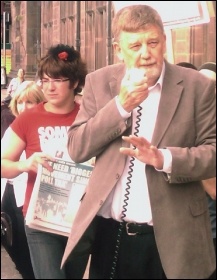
[{"left": 26, "top": 158, "right": 93, "bottom": 236}]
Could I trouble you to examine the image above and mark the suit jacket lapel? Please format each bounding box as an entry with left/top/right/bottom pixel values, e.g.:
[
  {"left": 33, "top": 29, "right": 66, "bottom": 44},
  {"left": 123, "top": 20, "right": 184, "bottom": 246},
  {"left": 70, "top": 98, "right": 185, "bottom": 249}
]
[
  {"left": 152, "top": 63, "right": 183, "bottom": 146},
  {"left": 109, "top": 64, "right": 126, "bottom": 98}
]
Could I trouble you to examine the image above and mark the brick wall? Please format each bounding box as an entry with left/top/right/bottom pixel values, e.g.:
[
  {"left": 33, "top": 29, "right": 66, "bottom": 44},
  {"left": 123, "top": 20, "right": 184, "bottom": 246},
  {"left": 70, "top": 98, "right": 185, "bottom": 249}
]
[{"left": 7, "top": 1, "right": 216, "bottom": 78}]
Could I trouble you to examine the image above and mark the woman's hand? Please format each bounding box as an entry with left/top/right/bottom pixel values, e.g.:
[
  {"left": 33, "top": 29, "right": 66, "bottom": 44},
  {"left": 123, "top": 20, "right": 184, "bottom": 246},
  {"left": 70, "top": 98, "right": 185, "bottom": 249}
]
[{"left": 20, "top": 152, "right": 56, "bottom": 173}]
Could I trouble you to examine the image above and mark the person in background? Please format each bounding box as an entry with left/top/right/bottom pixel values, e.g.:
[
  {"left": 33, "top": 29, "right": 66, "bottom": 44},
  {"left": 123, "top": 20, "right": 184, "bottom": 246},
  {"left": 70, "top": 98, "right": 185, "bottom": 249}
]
[
  {"left": 1, "top": 44, "right": 88, "bottom": 279},
  {"left": 9, "top": 81, "right": 45, "bottom": 116},
  {"left": 199, "top": 62, "right": 216, "bottom": 82},
  {"left": 62, "top": 4, "right": 216, "bottom": 279},
  {"left": 1, "top": 95, "right": 15, "bottom": 139},
  {"left": 6, "top": 68, "right": 25, "bottom": 97},
  {"left": 176, "top": 61, "right": 197, "bottom": 70},
  {"left": 199, "top": 61, "right": 216, "bottom": 280},
  {"left": 1, "top": 81, "right": 46, "bottom": 279}
]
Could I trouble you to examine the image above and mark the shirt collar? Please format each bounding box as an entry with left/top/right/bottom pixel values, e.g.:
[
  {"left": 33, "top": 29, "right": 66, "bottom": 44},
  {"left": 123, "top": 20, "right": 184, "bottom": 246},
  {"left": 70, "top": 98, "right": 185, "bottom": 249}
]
[{"left": 148, "top": 61, "right": 165, "bottom": 92}]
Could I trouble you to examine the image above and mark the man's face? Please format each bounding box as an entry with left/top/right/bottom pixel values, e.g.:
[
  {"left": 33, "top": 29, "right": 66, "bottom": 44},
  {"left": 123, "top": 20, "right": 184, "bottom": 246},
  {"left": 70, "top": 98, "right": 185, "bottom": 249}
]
[
  {"left": 17, "top": 69, "right": 24, "bottom": 78},
  {"left": 113, "top": 25, "right": 166, "bottom": 86}
]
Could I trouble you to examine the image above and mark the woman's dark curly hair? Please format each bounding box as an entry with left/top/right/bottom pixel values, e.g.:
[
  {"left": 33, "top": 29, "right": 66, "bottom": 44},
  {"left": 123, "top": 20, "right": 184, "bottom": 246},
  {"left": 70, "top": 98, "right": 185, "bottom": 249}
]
[{"left": 37, "top": 44, "right": 87, "bottom": 95}]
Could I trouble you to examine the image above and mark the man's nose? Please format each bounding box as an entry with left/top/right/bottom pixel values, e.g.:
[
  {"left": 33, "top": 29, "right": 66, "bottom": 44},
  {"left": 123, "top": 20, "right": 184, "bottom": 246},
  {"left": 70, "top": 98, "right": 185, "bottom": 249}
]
[
  {"left": 140, "top": 44, "right": 150, "bottom": 59},
  {"left": 47, "top": 80, "right": 56, "bottom": 89}
]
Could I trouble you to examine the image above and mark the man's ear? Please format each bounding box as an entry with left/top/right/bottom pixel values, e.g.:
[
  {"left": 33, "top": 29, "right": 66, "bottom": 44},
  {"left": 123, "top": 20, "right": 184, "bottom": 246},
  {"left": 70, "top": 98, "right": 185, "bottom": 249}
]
[
  {"left": 73, "top": 81, "right": 79, "bottom": 89},
  {"left": 113, "top": 42, "right": 123, "bottom": 61},
  {"left": 163, "top": 33, "right": 167, "bottom": 54}
]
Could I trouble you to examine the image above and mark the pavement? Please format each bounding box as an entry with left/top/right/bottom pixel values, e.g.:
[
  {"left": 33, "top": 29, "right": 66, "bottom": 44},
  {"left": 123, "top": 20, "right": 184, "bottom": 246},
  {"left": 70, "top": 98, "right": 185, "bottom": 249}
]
[{"left": 1, "top": 245, "right": 23, "bottom": 279}]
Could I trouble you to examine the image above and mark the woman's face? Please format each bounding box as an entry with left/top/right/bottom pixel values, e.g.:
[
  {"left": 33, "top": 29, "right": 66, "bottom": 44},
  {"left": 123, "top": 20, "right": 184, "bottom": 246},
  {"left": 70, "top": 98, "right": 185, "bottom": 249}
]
[{"left": 16, "top": 98, "right": 38, "bottom": 114}]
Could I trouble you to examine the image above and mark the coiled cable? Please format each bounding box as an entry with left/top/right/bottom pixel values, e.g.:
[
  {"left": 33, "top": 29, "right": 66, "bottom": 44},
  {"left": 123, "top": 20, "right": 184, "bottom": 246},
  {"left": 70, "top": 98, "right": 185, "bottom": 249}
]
[{"left": 109, "top": 105, "right": 142, "bottom": 279}]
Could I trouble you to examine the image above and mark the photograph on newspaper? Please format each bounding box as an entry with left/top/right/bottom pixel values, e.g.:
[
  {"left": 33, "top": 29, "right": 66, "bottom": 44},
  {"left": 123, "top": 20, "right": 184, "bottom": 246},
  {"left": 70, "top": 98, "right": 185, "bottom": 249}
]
[{"left": 26, "top": 158, "right": 93, "bottom": 236}]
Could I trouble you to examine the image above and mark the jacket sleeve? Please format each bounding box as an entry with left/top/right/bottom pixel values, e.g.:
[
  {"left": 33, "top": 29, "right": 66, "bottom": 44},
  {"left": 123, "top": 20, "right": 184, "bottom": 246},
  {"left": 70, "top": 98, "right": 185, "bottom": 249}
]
[{"left": 67, "top": 72, "right": 130, "bottom": 163}]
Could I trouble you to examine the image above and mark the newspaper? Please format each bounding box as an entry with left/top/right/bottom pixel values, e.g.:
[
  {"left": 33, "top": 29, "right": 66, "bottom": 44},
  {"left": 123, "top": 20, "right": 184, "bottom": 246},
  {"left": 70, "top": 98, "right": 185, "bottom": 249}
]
[{"left": 25, "top": 158, "right": 93, "bottom": 236}]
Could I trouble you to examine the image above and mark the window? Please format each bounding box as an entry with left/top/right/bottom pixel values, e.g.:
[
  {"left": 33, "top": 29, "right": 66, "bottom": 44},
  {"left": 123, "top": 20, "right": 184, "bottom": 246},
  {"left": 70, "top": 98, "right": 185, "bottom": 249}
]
[
  {"left": 41, "top": 1, "right": 53, "bottom": 55},
  {"left": 60, "top": 2, "right": 75, "bottom": 45},
  {"left": 95, "top": 5, "right": 106, "bottom": 69}
]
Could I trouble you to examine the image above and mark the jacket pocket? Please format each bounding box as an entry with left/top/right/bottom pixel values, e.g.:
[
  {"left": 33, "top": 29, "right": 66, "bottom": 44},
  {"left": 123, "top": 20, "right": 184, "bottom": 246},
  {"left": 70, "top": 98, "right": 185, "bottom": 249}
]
[{"left": 189, "top": 196, "right": 208, "bottom": 216}]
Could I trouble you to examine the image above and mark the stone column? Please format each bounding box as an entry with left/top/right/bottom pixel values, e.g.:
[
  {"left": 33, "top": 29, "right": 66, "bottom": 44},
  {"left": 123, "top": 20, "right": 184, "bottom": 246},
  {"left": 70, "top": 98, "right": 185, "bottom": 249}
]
[{"left": 9, "top": 1, "right": 41, "bottom": 81}]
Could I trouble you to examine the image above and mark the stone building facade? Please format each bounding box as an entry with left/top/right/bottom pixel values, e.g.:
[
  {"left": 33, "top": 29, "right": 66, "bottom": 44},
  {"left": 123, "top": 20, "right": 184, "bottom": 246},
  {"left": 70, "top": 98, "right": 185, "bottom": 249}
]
[{"left": 4, "top": 1, "right": 217, "bottom": 80}]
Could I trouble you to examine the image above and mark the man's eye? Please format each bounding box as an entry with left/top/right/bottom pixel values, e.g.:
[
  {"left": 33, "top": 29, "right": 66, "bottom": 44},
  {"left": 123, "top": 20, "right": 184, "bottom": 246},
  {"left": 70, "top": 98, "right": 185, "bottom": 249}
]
[
  {"left": 130, "top": 45, "right": 140, "bottom": 50},
  {"left": 148, "top": 41, "right": 158, "bottom": 47}
]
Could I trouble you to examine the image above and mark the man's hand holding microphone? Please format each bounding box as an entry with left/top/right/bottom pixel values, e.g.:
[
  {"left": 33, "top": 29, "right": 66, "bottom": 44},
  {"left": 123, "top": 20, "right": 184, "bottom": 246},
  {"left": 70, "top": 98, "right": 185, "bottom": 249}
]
[{"left": 118, "top": 68, "right": 149, "bottom": 112}]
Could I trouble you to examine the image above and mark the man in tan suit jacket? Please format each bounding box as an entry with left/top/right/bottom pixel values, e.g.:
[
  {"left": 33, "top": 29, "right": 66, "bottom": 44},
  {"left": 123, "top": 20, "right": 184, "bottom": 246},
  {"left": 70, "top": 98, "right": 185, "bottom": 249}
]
[{"left": 62, "top": 5, "right": 216, "bottom": 279}]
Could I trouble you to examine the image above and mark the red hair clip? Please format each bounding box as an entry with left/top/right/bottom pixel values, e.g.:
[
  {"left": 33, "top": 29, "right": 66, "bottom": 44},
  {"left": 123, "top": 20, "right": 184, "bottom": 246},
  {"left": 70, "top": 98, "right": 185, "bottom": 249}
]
[{"left": 58, "top": 51, "right": 68, "bottom": 61}]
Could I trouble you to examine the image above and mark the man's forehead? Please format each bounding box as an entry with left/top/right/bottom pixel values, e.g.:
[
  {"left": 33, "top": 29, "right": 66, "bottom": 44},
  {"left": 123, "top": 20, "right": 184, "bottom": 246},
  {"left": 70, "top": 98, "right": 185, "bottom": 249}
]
[{"left": 118, "top": 29, "right": 161, "bottom": 44}]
